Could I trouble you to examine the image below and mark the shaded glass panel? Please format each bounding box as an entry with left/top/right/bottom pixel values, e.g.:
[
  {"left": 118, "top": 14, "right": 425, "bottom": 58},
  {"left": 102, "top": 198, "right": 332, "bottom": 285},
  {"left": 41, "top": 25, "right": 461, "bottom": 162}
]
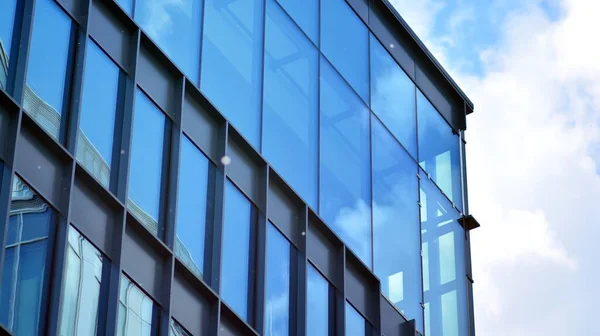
[
  {"left": 221, "top": 181, "right": 253, "bottom": 321},
  {"left": 263, "top": 0, "right": 318, "bottom": 208},
  {"left": 0, "top": 0, "right": 17, "bottom": 89},
  {"left": 345, "top": 302, "right": 365, "bottom": 336},
  {"left": 319, "top": 57, "right": 371, "bottom": 266},
  {"left": 371, "top": 117, "right": 423, "bottom": 331},
  {"left": 76, "top": 39, "right": 120, "bottom": 188},
  {"left": 0, "top": 176, "right": 54, "bottom": 334},
  {"left": 265, "top": 223, "right": 290, "bottom": 336},
  {"left": 370, "top": 35, "right": 417, "bottom": 158},
  {"left": 276, "top": 0, "right": 318, "bottom": 44},
  {"left": 307, "top": 264, "right": 328, "bottom": 336},
  {"left": 135, "top": 0, "right": 202, "bottom": 82},
  {"left": 118, "top": 275, "right": 154, "bottom": 336},
  {"left": 321, "top": 0, "right": 369, "bottom": 102},
  {"left": 175, "top": 135, "right": 211, "bottom": 277},
  {"left": 420, "top": 169, "right": 468, "bottom": 336},
  {"left": 24, "top": 0, "right": 72, "bottom": 140},
  {"left": 128, "top": 89, "right": 166, "bottom": 236},
  {"left": 59, "top": 226, "right": 105, "bottom": 336},
  {"left": 417, "top": 91, "right": 462, "bottom": 210},
  {"left": 201, "top": 0, "right": 263, "bottom": 148}
]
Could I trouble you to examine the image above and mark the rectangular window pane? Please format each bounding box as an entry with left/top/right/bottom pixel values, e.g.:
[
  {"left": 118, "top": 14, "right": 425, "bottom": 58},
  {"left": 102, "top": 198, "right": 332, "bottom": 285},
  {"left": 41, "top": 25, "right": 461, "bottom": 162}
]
[
  {"left": 307, "top": 264, "right": 329, "bottom": 336},
  {"left": 276, "top": 0, "right": 318, "bottom": 44},
  {"left": 175, "top": 135, "right": 212, "bottom": 277},
  {"left": 321, "top": 0, "right": 369, "bottom": 102},
  {"left": 417, "top": 90, "right": 462, "bottom": 210},
  {"left": 0, "top": 176, "right": 54, "bottom": 334},
  {"left": 371, "top": 117, "right": 423, "bottom": 331},
  {"left": 370, "top": 34, "right": 417, "bottom": 158},
  {"left": 263, "top": 0, "right": 318, "bottom": 208},
  {"left": 0, "top": 0, "right": 17, "bottom": 89},
  {"left": 59, "top": 226, "right": 105, "bottom": 336},
  {"left": 345, "top": 302, "right": 365, "bottom": 336},
  {"left": 76, "top": 39, "right": 120, "bottom": 189},
  {"left": 319, "top": 57, "right": 371, "bottom": 267},
  {"left": 24, "top": 0, "right": 72, "bottom": 140},
  {"left": 118, "top": 275, "right": 154, "bottom": 336},
  {"left": 221, "top": 181, "right": 253, "bottom": 321},
  {"left": 421, "top": 170, "right": 468, "bottom": 336},
  {"left": 201, "top": 0, "right": 264, "bottom": 148},
  {"left": 135, "top": 0, "right": 202, "bottom": 83},
  {"left": 128, "top": 89, "right": 166, "bottom": 236},
  {"left": 265, "top": 223, "right": 290, "bottom": 336}
]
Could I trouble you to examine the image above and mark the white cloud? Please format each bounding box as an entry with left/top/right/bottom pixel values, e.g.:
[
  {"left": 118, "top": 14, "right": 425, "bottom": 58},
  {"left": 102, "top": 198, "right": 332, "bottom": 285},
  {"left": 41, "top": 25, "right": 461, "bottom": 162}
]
[{"left": 393, "top": 0, "right": 600, "bottom": 335}]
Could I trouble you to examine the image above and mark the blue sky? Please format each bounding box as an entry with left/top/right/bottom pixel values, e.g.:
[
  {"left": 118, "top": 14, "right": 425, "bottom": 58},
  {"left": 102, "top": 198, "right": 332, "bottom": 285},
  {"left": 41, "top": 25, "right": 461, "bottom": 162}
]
[{"left": 390, "top": 0, "right": 600, "bottom": 334}]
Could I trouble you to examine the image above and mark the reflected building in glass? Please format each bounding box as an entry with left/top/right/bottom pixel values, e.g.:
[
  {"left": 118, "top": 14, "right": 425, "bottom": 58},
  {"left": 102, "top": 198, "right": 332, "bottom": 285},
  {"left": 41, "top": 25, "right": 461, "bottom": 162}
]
[{"left": 0, "top": 0, "right": 480, "bottom": 335}]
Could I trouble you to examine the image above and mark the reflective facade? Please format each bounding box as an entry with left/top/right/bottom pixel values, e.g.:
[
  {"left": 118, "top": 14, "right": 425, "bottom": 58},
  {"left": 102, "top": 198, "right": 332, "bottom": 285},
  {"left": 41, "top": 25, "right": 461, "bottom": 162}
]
[{"left": 0, "top": 0, "right": 477, "bottom": 336}]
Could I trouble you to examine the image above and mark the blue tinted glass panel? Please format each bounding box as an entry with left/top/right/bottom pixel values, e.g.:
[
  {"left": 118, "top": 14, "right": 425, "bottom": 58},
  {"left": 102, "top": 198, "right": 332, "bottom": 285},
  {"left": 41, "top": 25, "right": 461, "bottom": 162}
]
[
  {"left": 345, "top": 302, "right": 365, "bottom": 336},
  {"left": 128, "top": 90, "right": 166, "bottom": 235},
  {"left": 59, "top": 226, "right": 104, "bottom": 335},
  {"left": 421, "top": 170, "right": 468, "bottom": 336},
  {"left": 24, "top": 0, "right": 72, "bottom": 140},
  {"left": 319, "top": 58, "right": 371, "bottom": 266},
  {"left": 175, "top": 135, "right": 211, "bottom": 277},
  {"left": 135, "top": 0, "right": 202, "bottom": 82},
  {"left": 77, "top": 40, "right": 120, "bottom": 188},
  {"left": 307, "top": 264, "right": 328, "bottom": 336},
  {"left": 221, "top": 181, "right": 252, "bottom": 321},
  {"left": 321, "top": 0, "right": 368, "bottom": 102},
  {"left": 371, "top": 117, "right": 423, "bottom": 331},
  {"left": 370, "top": 35, "right": 417, "bottom": 158},
  {"left": 0, "top": 177, "right": 53, "bottom": 334},
  {"left": 6, "top": 216, "right": 17, "bottom": 246},
  {"left": 417, "top": 91, "right": 462, "bottom": 210},
  {"left": 0, "top": 0, "right": 17, "bottom": 89},
  {"left": 265, "top": 223, "right": 290, "bottom": 336},
  {"left": 263, "top": 0, "right": 318, "bottom": 208},
  {"left": 118, "top": 275, "right": 154, "bottom": 336},
  {"left": 201, "top": 0, "right": 263, "bottom": 148},
  {"left": 276, "top": 0, "right": 318, "bottom": 44},
  {"left": 115, "top": 0, "right": 133, "bottom": 15}
]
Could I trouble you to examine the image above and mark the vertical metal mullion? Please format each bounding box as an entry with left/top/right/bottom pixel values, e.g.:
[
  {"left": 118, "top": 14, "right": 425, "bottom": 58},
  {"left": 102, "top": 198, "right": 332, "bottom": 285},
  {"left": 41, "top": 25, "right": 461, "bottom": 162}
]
[
  {"left": 253, "top": 166, "right": 268, "bottom": 334},
  {"left": 103, "top": 27, "right": 141, "bottom": 336},
  {"left": 336, "top": 247, "right": 346, "bottom": 336},
  {"left": 297, "top": 205, "right": 308, "bottom": 336},
  {"left": 258, "top": 0, "right": 266, "bottom": 152},
  {"left": 8, "top": 0, "right": 36, "bottom": 102},
  {"left": 460, "top": 130, "right": 476, "bottom": 336},
  {"left": 157, "top": 75, "right": 186, "bottom": 336}
]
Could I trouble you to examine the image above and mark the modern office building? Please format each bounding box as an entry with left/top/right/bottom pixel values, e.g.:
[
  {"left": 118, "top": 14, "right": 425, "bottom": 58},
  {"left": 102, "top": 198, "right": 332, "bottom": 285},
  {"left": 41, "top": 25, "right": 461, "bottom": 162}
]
[{"left": 0, "top": 0, "right": 480, "bottom": 335}]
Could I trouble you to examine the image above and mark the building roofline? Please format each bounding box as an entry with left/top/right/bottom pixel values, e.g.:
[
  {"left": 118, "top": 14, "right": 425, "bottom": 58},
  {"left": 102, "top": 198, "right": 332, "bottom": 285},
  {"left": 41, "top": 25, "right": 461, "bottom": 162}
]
[{"left": 379, "top": 0, "right": 475, "bottom": 114}]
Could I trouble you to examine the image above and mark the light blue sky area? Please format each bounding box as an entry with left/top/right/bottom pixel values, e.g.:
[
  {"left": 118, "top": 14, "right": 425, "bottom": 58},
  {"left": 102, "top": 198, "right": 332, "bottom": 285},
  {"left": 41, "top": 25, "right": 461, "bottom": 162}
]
[{"left": 392, "top": 0, "right": 600, "bottom": 335}]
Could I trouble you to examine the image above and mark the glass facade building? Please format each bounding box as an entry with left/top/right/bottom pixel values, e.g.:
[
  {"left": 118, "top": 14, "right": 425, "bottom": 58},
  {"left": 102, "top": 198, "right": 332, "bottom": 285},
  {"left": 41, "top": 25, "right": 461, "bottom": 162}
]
[{"left": 0, "top": 0, "right": 478, "bottom": 335}]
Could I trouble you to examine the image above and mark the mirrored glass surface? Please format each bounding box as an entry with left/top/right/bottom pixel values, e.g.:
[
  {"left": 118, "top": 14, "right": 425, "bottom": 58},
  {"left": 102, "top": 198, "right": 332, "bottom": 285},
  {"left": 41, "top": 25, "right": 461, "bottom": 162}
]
[
  {"left": 24, "top": 0, "right": 72, "bottom": 140},
  {"left": 0, "top": 0, "right": 17, "bottom": 89},
  {"left": 371, "top": 116, "right": 423, "bottom": 331},
  {"left": 345, "top": 302, "right": 365, "bottom": 336},
  {"left": 321, "top": 0, "right": 369, "bottom": 103},
  {"left": 221, "top": 181, "right": 253, "bottom": 321},
  {"left": 175, "top": 135, "right": 212, "bottom": 277},
  {"left": 263, "top": 0, "right": 318, "bottom": 208},
  {"left": 420, "top": 169, "right": 468, "bottom": 336},
  {"left": 319, "top": 57, "right": 371, "bottom": 267},
  {"left": 0, "top": 176, "right": 54, "bottom": 334},
  {"left": 201, "top": 0, "right": 264, "bottom": 148},
  {"left": 59, "top": 226, "right": 105, "bottom": 336},
  {"left": 115, "top": 0, "right": 133, "bottom": 15},
  {"left": 370, "top": 34, "right": 417, "bottom": 158},
  {"left": 417, "top": 90, "right": 462, "bottom": 210},
  {"left": 128, "top": 89, "right": 166, "bottom": 236},
  {"left": 76, "top": 39, "right": 120, "bottom": 189},
  {"left": 118, "top": 275, "right": 154, "bottom": 336},
  {"left": 170, "top": 319, "right": 192, "bottom": 336},
  {"left": 307, "top": 264, "right": 329, "bottom": 336},
  {"left": 135, "top": 0, "right": 202, "bottom": 83},
  {"left": 276, "top": 0, "right": 318, "bottom": 44},
  {"left": 264, "top": 223, "right": 290, "bottom": 336}
]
